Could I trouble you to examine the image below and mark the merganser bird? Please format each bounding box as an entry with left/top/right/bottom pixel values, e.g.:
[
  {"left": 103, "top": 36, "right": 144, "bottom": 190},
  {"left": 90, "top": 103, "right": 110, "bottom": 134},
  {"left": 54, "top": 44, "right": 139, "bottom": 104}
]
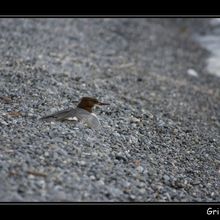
[{"left": 40, "top": 97, "right": 109, "bottom": 129}]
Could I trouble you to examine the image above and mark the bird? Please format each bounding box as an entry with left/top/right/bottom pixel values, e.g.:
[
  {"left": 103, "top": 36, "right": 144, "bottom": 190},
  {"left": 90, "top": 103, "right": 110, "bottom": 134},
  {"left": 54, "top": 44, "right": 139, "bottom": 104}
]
[{"left": 40, "top": 97, "right": 109, "bottom": 129}]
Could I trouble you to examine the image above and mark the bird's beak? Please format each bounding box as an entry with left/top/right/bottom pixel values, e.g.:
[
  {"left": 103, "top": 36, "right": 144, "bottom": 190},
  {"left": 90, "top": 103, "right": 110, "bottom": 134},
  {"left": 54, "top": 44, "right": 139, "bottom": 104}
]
[{"left": 98, "top": 102, "right": 110, "bottom": 106}]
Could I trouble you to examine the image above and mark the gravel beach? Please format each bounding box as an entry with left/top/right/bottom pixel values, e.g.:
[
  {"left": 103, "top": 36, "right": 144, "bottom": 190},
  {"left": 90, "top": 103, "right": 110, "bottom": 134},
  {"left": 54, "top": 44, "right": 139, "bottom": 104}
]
[{"left": 0, "top": 18, "right": 219, "bottom": 202}]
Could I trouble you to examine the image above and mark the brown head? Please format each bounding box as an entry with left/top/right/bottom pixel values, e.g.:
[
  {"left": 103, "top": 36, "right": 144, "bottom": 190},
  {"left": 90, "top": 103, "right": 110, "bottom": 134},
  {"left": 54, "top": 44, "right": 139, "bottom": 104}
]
[{"left": 77, "top": 97, "right": 109, "bottom": 112}]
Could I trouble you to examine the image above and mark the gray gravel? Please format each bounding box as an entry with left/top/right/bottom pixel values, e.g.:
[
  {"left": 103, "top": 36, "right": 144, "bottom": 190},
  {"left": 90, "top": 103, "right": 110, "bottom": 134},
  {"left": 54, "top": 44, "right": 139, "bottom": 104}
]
[{"left": 0, "top": 18, "right": 220, "bottom": 202}]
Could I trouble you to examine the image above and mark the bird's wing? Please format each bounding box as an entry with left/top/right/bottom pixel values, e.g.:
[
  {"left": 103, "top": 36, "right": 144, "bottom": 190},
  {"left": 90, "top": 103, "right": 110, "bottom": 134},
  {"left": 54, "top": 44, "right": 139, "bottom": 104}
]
[{"left": 41, "top": 108, "right": 76, "bottom": 121}]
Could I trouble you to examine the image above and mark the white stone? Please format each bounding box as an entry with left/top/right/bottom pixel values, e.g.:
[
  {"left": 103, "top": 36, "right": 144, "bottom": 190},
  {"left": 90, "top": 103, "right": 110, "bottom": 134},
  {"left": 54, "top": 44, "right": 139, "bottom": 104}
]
[
  {"left": 187, "top": 69, "right": 198, "bottom": 77},
  {"left": 136, "top": 166, "right": 144, "bottom": 173}
]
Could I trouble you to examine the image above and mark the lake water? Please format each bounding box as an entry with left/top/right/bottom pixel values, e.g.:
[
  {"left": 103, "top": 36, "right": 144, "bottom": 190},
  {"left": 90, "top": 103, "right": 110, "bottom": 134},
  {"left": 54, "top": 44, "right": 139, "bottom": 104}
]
[{"left": 196, "top": 18, "right": 220, "bottom": 77}]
